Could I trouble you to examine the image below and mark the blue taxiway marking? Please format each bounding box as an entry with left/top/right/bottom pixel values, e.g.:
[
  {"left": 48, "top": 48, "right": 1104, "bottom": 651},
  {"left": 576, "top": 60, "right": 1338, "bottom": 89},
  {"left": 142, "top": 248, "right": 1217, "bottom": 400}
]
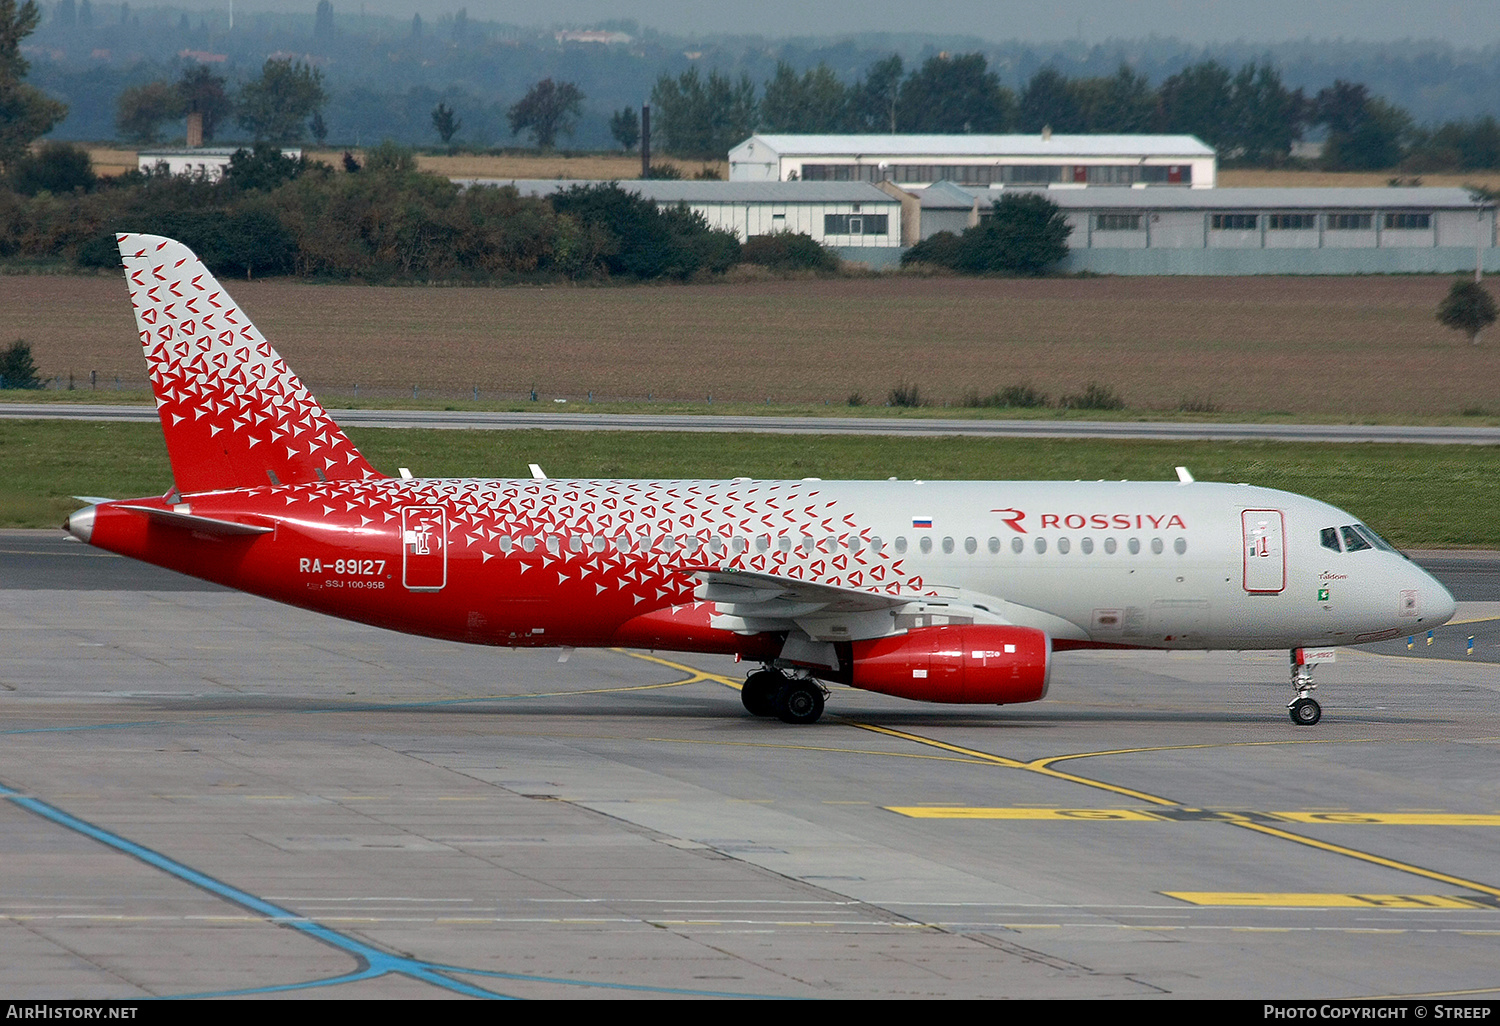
[{"left": 0, "top": 781, "right": 777, "bottom": 999}]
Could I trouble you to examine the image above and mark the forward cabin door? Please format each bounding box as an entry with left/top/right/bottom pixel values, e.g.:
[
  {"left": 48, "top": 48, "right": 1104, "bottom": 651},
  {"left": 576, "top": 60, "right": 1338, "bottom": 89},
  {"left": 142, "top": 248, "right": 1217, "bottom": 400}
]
[
  {"left": 1242, "top": 509, "right": 1286, "bottom": 594},
  {"left": 402, "top": 506, "right": 447, "bottom": 592}
]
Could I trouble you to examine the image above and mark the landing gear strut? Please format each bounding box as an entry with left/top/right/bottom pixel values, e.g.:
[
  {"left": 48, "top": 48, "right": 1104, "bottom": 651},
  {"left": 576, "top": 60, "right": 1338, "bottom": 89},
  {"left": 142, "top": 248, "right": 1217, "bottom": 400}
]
[
  {"left": 1287, "top": 648, "right": 1322, "bottom": 726},
  {"left": 740, "top": 666, "right": 827, "bottom": 725}
]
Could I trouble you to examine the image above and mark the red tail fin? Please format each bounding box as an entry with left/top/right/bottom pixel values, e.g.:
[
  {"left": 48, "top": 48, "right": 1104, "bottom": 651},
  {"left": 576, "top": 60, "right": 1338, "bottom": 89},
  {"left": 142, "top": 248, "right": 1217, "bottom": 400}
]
[{"left": 118, "top": 233, "right": 381, "bottom": 494}]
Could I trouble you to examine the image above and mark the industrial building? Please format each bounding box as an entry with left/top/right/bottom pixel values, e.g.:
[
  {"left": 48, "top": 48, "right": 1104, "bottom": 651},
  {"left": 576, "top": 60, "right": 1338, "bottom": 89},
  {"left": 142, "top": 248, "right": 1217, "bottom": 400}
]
[
  {"left": 728, "top": 133, "right": 1217, "bottom": 189},
  {"left": 461, "top": 179, "right": 905, "bottom": 254},
  {"left": 136, "top": 147, "right": 302, "bottom": 181},
  {"left": 909, "top": 185, "right": 1499, "bottom": 274}
]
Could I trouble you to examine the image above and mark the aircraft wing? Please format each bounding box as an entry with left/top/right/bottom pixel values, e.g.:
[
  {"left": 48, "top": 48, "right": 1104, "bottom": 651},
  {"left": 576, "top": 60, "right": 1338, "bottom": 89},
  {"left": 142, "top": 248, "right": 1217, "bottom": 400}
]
[
  {"left": 689, "top": 566, "right": 1090, "bottom": 643},
  {"left": 691, "top": 566, "right": 922, "bottom": 641}
]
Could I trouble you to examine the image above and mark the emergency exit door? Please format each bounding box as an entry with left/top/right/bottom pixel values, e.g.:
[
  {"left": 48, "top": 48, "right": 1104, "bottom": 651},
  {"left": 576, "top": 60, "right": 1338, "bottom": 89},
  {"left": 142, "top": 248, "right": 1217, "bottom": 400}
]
[
  {"left": 402, "top": 506, "right": 447, "bottom": 591},
  {"left": 1242, "top": 509, "right": 1285, "bottom": 593}
]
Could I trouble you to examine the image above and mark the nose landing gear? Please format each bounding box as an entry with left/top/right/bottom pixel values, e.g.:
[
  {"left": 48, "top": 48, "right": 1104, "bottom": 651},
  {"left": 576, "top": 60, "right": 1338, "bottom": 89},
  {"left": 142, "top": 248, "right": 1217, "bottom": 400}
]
[
  {"left": 1287, "top": 648, "right": 1322, "bottom": 725},
  {"left": 740, "top": 666, "right": 827, "bottom": 724}
]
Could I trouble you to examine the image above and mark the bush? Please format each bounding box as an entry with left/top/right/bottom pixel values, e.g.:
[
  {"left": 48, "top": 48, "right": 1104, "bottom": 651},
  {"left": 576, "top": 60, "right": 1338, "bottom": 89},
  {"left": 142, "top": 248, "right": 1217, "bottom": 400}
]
[
  {"left": 222, "top": 144, "right": 313, "bottom": 193},
  {"left": 888, "top": 382, "right": 923, "bottom": 408},
  {"left": 1060, "top": 382, "right": 1125, "bottom": 410},
  {"left": 0, "top": 340, "right": 42, "bottom": 389},
  {"left": 901, "top": 195, "right": 1072, "bottom": 276},
  {"left": 9, "top": 143, "right": 96, "bottom": 196},
  {"left": 551, "top": 183, "right": 736, "bottom": 280},
  {"left": 740, "top": 232, "right": 837, "bottom": 272},
  {"left": 962, "top": 383, "right": 1050, "bottom": 408}
]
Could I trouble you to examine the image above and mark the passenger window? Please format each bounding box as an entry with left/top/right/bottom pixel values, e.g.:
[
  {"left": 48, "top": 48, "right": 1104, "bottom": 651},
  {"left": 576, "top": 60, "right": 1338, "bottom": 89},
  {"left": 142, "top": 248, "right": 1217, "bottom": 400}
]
[
  {"left": 685, "top": 536, "right": 700, "bottom": 554},
  {"left": 1080, "top": 537, "right": 1094, "bottom": 554},
  {"left": 988, "top": 537, "right": 1000, "bottom": 554},
  {"left": 964, "top": 537, "right": 977, "bottom": 554},
  {"left": 801, "top": 534, "right": 814, "bottom": 551},
  {"left": 778, "top": 535, "right": 792, "bottom": 553},
  {"left": 1174, "top": 538, "right": 1187, "bottom": 555},
  {"left": 1128, "top": 538, "right": 1140, "bottom": 554},
  {"left": 732, "top": 536, "right": 747, "bottom": 554},
  {"left": 499, "top": 536, "right": 513, "bottom": 553},
  {"left": 1034, "top": 537, "right": 1047, "bottom": 554},
  {"left": 569, "top": 535, "right": 582, "bottom": 553},
  {"left": 1057, "top": 537, "right": 1070, "bottom": 554},
  {"left": 869, "top": 536, "right": 883, "bottom": 553},
  {"left": 1321, "top": 527, "right": 1342, "bottom": 552},
  {"left": 545, "top": 536, "right": 560, "bottom": 555},
  {"left": 1104, "top": 537, "right": 1117, "bottom": 554},
  {"left": 1011, "top": 536, "right": 1024, "bottom": 554},
  {"left": 895, "top": 537, "right": 908, "bottom": 554},
  {"left": 1151, "top": 538, "right": 1163, "bottom": 554},
  {"left": 1341, "top": 525, "right": 1372, "bottom": 552},
  {"left": 709, "top": 536, "right": 724, "bottom": 553},
  {"left": 593, "top": 536, "right": 606, "bottom": 553},
  {"left": 942, "top": 537, "right": 954, "bottom": 554},
  {"left": 755, "top": 534, "right": 770, "bottom": 552},
  {"left": 662, "top": 536, "right": 676, "bottom": 553},
  {"left": 920, "top": 537, "right": 933, "bottom": 554}
]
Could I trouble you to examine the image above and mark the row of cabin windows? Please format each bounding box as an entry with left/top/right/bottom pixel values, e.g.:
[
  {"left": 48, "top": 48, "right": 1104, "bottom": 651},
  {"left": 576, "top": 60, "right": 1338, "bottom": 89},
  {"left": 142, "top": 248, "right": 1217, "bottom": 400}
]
[
  {"left": 490, "top": 533, "right": 1189, "bottom": 558},
  {"left": 1208, "top": 212, "right": 1430, "bottom": 231}
]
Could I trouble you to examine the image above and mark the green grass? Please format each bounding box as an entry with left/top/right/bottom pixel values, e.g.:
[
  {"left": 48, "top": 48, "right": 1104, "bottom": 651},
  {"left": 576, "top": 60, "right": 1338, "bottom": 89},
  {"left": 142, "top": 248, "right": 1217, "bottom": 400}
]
[{"left": 4, "top": 421, "right": 1496, "bottom": 548}]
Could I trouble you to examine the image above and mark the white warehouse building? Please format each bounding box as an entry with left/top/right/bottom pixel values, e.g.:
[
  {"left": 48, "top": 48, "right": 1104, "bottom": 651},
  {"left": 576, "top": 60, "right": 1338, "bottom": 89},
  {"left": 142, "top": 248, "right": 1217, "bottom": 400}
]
[
  {"left": 461, "top": 179, "right": 905, "bottom": 253},
  {"left": 728, "top": 133, "right": 1216, "bottom": 189}
]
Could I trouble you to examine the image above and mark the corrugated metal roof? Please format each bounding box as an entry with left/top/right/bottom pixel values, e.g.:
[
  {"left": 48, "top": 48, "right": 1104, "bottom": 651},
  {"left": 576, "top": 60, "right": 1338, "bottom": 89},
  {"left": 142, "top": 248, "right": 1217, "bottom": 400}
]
[
  {"left": 460, "top": 178, "right": 899, "bottom": 204},
  {"left": 946, "top": 185, "right": 1486, "bottom": 210},
  {"left": 733, "top": 134, "right": 1215, "bottom": 158}
]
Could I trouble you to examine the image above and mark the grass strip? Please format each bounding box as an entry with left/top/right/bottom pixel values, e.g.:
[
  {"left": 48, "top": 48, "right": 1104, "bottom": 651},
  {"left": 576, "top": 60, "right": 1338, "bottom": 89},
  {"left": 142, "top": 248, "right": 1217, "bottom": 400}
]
[{"left": 3, "top": 421, "right": 1494, "bottom": 548}]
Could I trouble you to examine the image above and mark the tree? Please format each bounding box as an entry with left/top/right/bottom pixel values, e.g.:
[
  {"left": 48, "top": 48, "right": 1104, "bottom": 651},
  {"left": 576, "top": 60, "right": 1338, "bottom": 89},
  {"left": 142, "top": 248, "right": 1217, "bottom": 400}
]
[
  {"left": 904, "top": 194, "right": 1071, "bottom": 275},
  {"left": 897, "top": 54, "right": 1012, "bottom": 133},
  {"left": 1315, "top": 81, "right": 1410, "bottom": 171},
  {"left": 650, "top": 67, "right": 756, "bottom": 159},
  {"left": 0, "top": 339, "right": 41, "bottom": 389},
  {"left": 115, "top": 80, "right": 184, "bottom": 144},
  {"left": 0, "top": 0, "right": 67, "bottom": 173},
  {"left": 431, "top": 101, "right": 460, "bottom": 145},
  {"left": 849, "top": 54, "right": 902, "bottom": 133},
  {"left": 238, "top": 58, "right": 327, "bottom": 144},
  {"left": 608, "top": 106, "right": 638, "bottom": 152},
  {"left": 222, "top": 143, "right": 308, "bottom": 191},
  {"left": 759, "top": 61, "right": 847, "bottom": 133},
  {"left": 1437, "top": 279, "right": 1497, "bottom": 344},
  {"left": 1074, "top": 65, "right": 1154, "bottom": 133},
  {"left": 177, "top": 64, "right": 231, "bottom": 142},
  {"left": 1017, "top": 67, "right": 1083, "bottom": 133},
  {"left": 1228, "top": 63, "right": 1305, "bottom": 165},
  {"left": 507, "top": 78, "right": 583, "bottom": 150},
  {"left": 1155, "top": 61, "right": 1235, "bottom": 150},
  {"left": 9, "top": 140, "right": 94, "bottom": 194},
  {"left": 312, "top": 0, "right": 333, "bottom": 41}
]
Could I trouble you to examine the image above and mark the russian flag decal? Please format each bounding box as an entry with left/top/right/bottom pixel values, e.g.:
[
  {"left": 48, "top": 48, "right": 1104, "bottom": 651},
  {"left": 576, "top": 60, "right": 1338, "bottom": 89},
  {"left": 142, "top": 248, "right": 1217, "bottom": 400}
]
[{"left": 912, "top": 516, "right": 933, "bottom": 529}]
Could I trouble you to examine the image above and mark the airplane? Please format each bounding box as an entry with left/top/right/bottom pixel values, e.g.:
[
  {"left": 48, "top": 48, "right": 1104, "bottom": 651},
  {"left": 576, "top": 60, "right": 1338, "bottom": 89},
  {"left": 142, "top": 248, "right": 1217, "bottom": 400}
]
[{"left": 63, "top": 233, "right": 1457, "bottom": 727}]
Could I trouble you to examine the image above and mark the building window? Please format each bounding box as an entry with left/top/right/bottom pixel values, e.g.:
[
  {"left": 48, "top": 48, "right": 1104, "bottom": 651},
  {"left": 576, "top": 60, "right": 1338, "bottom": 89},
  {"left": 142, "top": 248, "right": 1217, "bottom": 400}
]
[
  {"left": 1326, "top": 213, "right": 1373, "bottom": 230},
  {"left": 1211, "top": 214, "right": 1258, "bottom": 230},
  {"left": 1384, "top": 212, "right": 1431, "bottom": 230},
  {"left": 1268, "top": 213, "right": 1316, "bottom": 230},
  {"left": 1095, "top": 213, "right": 1142, "bottom": 231},
  {"left": 824, "top": 214, "right": 888, "bottom": 236}
]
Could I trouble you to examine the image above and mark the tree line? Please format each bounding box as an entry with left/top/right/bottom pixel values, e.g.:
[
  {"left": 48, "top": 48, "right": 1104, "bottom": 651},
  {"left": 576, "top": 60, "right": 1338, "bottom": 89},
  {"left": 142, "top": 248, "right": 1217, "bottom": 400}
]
[{"left": 639, "top": 53, "right": 1500, "bottom": 171}]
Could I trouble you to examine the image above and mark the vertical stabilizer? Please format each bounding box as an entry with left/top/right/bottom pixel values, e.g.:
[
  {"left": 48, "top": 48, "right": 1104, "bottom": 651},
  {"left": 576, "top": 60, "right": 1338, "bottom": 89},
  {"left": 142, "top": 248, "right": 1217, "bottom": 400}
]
[{"left": 118, "top": 233, "right": 380, "bottom": 494}]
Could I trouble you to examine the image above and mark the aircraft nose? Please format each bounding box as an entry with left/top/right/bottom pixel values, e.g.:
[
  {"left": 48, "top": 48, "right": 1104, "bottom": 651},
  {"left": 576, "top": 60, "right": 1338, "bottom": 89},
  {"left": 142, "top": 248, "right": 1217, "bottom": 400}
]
[
  {"left": 64, "top": 504, "right": 96, "bottom": 545},
  {"left": 1413, "top": 564, "right": 1457, "bottom": 627}
]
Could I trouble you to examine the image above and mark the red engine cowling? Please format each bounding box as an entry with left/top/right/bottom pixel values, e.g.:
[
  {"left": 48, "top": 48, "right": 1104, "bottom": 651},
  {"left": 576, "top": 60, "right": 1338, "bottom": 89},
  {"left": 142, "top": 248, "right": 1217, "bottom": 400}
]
[{"left": 849, "top": 625, "right": 1050, "bottom": 705}]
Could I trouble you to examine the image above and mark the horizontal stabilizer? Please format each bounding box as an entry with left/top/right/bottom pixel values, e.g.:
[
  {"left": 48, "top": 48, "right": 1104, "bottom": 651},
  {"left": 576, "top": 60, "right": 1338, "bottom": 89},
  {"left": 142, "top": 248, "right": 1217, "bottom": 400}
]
[{"left": 115, "top": 504, "right": 273, "bottom": 536}]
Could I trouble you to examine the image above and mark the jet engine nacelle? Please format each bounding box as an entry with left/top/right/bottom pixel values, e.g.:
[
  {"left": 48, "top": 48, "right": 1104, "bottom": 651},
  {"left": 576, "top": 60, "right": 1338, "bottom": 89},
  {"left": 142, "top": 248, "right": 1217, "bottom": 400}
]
[{"left": 849, "top": 625, "right": 1051, "bottom": 705}]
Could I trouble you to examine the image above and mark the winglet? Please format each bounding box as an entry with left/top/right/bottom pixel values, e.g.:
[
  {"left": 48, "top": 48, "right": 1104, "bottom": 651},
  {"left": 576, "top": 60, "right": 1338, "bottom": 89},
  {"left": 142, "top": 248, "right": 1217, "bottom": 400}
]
[{"left": 116, "top": 233, "right": 382, "bottom": 494}]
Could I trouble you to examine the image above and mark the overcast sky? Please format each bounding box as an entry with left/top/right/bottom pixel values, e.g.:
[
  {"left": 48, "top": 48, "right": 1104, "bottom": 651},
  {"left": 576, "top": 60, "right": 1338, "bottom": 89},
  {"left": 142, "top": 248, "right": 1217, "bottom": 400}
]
[{"left": 216, "top": 0, "right": 1500, "bottom": 46}]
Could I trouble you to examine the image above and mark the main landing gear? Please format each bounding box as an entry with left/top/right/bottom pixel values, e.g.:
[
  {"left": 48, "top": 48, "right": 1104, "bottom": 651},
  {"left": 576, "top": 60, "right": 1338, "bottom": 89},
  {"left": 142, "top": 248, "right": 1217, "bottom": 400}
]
[
  {"left": 1287, "top": 648, "right": 1322, "bottom": 726},
  {"left": 741, "top": 667, "right": 827, "bottom": 725}
]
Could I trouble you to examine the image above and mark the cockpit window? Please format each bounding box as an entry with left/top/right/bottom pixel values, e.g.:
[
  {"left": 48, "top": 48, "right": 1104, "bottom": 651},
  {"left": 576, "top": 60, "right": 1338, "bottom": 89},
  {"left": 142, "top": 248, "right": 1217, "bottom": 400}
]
[
  {"left": 1352, "top": 524, "right": 1399, "bottom": 554},
  {"left": 1320, "top": 527, "right": 1342, "bottom": 552},
  {"left": 1340, "top": 525, "right": 1372, "bottom": 552}
]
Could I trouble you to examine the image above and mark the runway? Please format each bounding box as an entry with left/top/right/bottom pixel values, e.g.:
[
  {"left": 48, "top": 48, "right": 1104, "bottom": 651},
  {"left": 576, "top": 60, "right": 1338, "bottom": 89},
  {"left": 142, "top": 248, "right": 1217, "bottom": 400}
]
[
  {"left": 4, "top": 402, "right": 1500, "bottom": 444},
  {"left": 3, "top": 532, "right": 1500, "bottom": 999}
]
